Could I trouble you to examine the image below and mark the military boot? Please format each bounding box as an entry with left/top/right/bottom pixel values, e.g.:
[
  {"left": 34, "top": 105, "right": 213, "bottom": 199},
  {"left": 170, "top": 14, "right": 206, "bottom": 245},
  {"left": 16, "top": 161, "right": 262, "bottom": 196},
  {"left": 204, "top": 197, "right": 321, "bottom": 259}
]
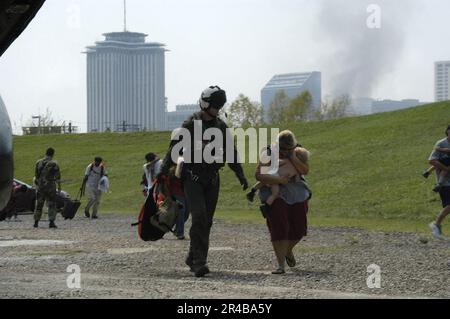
[
  {"left": 49, "top": 221, "right": 57, "bottom": 229},
  {"left": 194, "top": 265, "right": 210, "bottom": 278}
]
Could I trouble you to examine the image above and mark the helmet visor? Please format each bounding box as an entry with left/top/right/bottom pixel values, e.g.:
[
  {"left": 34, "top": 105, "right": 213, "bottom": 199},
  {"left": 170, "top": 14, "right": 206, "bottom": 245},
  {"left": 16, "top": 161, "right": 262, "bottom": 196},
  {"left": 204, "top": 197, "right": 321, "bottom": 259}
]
[{"left": 209, "top": 90, "right": 227, "bottom": 109}]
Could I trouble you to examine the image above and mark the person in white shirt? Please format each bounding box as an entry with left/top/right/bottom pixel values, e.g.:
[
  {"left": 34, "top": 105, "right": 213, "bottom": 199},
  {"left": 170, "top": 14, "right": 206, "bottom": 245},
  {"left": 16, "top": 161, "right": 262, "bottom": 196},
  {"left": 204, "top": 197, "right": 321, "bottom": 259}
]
[
  {"left": 83, "top": 157, "right": 106, "bottom": 219},
  {"left": 141, "top": 153, "right": 162, "bottom": 197}
]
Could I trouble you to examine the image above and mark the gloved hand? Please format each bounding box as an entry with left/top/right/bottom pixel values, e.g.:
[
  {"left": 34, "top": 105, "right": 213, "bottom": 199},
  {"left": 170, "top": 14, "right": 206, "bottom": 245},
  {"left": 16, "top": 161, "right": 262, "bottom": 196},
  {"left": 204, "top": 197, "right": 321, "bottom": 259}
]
[{"left": 238, "top": 176, "right": 249, "bottom": 191}]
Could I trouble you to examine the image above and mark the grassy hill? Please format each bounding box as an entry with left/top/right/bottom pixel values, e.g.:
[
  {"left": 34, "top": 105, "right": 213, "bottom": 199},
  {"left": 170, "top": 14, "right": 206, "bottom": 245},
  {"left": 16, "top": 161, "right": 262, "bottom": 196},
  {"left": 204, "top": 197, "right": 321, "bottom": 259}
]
[{"left": 11, "top": 102, "right": 450, "bottom": 229}]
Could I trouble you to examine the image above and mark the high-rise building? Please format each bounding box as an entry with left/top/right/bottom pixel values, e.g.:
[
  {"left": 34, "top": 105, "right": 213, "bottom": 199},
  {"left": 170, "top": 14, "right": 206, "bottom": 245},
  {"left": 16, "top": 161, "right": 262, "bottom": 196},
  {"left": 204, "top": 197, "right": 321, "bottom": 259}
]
[
  {"left": 350, "top": 97, "right": 375, "bottom": 115},
  {"left": 261, "top": 72, "right": 321, "bottom": 122},
  {"left": 435, "top": 61, "right": 450, "bottom": 102},
  {"left": 85, "top": 31, "right": 167, "bottom": 132},
  {"left": 350, "top": 98, "right": 424, "bottom": 115},
  {"left": 371, "top": 99, "right": 424, "bottom": 114},
  {"left": 166, "top": 104, "right": 198, "bottom": 131}
]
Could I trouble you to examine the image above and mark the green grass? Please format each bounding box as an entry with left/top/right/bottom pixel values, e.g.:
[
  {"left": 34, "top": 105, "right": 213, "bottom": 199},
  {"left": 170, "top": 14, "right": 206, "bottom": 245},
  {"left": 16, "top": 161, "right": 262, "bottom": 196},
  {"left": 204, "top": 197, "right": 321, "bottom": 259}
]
[
  {"left": 11, "top": 102, "right": 450, "bottom": 232},
  {"left": 215, "top": 210, "right": 431, "bottom": 234}
]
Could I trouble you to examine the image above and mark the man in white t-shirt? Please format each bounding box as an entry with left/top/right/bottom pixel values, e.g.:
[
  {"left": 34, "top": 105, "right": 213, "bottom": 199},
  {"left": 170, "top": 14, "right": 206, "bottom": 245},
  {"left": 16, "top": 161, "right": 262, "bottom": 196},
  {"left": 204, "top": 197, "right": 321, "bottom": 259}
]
[{"left": 82, "top": 157, "right": 106, "bottom": 219}]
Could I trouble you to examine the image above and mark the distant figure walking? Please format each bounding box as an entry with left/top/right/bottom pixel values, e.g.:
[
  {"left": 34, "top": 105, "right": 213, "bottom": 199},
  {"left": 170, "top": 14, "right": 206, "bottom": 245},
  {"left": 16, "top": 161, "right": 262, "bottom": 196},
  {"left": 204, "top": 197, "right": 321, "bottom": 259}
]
[
  {"left": 141, "top": 152, "right": 162, "bottom": 197},
  {"left": 429, "top": 125, "right": 450, "bottom": 239},
  {"left": 83, "top": 157, "right": 107, "bottom": 219},
  {"left": 33, "top": 147, "right": 61, "bottom": 229}
]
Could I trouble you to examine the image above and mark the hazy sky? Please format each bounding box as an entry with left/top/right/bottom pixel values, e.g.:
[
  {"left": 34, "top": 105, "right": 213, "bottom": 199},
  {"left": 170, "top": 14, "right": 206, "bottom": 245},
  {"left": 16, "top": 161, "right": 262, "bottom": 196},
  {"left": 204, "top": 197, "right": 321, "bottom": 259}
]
[{"left": 0, "top": 0, "right": 449, "bottom": 133}]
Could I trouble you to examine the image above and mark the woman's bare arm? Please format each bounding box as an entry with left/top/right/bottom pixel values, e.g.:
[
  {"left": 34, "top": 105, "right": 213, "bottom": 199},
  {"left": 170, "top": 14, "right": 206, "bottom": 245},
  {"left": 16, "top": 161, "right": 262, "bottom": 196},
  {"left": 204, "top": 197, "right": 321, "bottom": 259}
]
[
  {"left": 255, "top": 163, "right": 290, "bottom": 185},
  {"left": 290, "top": 147, "right": 310, "bottom": 175},
  {"left": 430, "top": 159, "right": 450, "bottom": 172}
]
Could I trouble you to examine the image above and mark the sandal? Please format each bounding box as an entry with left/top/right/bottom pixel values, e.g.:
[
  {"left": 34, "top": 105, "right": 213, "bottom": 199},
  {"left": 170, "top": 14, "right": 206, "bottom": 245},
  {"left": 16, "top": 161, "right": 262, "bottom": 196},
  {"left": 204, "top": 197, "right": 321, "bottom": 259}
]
[
  {"left": 271, "top": 268, "right": 285, "bottom": 275},
  {"left": 286, "top": 254, "right": 296, "bottom": 268}
]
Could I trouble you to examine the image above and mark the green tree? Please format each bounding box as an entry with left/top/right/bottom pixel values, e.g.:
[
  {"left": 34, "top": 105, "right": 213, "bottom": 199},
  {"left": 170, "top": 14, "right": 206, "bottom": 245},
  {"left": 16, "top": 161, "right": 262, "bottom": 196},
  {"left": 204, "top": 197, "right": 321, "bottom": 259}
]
[
  {"left": 268, "top": 90, "right": 289, "bottom": 124},
  {"left": 227, "top": 94, "right": 263, "bottom": 128},
  {"left": 322, "top": 94, "right": 351, "bottom": 120},
  {"left": 312, "top": 108, "right": 325, "bottom": 121},
  {"left": 285, "top": 91, "right": 313, "bottom": 121}
]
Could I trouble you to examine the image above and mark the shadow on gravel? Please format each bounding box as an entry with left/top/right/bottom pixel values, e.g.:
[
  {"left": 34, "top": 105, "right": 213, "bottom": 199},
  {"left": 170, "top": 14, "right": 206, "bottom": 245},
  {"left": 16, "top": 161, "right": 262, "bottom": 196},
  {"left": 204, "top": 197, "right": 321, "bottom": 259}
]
[
  {"left": 155, "top": 269, "right": 278, "bottom": 282},
  {"left": 290, "top": 269, "right": 334, "bottom": 279},
  {"left": 211, "top": 271, "right": 269, "bottom": 280},
  {"left": 159, "top": 269, "right": 336, "bottom": 283}
]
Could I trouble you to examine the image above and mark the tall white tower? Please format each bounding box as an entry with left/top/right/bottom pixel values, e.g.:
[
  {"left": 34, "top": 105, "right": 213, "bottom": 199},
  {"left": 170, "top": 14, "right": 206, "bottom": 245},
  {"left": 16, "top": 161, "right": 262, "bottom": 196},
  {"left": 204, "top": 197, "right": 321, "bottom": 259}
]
[
  {"left": 435, "top": 61, "right": 450, "bottom": 102},
  {"left": 85, "top": 32, "right": 167, "bottom": 132}
]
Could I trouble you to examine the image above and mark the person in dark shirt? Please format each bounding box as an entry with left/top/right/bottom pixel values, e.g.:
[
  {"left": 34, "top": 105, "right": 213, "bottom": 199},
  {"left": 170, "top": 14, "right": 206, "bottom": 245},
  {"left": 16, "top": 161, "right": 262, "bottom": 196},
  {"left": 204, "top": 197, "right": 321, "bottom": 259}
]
[{"left": 159, "top": 86, "right": 249, "bottom": 277}]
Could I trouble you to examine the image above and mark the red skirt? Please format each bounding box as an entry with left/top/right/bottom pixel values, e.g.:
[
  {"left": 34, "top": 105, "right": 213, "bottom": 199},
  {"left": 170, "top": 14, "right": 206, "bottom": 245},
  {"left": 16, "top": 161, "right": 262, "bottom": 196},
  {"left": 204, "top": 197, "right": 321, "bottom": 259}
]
[{"left": 266, "top": 198, "right": 308, "bottom": 241}]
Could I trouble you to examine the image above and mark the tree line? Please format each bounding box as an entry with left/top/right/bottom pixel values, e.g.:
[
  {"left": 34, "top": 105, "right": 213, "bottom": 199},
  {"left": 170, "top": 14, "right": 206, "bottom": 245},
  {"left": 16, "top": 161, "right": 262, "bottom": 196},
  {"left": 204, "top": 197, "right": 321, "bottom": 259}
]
[{"left": 225, "top": 90, "right": 352, "bottom": 128}]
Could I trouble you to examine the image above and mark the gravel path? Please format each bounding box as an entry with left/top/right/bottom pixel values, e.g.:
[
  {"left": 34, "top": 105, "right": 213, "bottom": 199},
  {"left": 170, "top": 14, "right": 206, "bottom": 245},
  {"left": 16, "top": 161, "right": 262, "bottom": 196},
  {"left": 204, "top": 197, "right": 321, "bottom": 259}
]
[{"left": 0, "top": 214, "right": 449, "bottom": 299}]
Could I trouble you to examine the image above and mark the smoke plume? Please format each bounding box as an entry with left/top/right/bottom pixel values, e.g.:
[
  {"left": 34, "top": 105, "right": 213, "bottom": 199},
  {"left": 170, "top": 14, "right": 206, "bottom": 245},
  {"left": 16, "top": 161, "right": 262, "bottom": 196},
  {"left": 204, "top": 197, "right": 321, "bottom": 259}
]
[{"left": 315, "top": 0, "right": 415, "bottom": 98}]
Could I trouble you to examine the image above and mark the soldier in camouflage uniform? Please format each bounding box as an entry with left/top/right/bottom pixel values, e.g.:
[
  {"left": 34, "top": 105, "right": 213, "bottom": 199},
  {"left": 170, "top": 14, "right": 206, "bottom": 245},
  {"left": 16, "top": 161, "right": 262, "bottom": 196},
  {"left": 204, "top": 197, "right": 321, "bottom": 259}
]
[{"left": 33, "top": 148, "right": 61, "bottom": 229}]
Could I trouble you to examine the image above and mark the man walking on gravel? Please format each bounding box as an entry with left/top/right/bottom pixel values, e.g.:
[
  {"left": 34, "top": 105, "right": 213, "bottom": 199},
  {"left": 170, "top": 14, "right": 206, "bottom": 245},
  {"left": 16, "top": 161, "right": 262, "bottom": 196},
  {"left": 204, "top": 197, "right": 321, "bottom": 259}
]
[
  {"left": 33, "top": 147, "right": 61, "bottom": 229},
  {"left": 82, "top": 156, "right": 106, "bottom": 219},
  {"left": 159, "top": 86, "right": 249, "bottom": 278},
  {"left": 429, "top": 125, "right": 450, "bottom": 239}
]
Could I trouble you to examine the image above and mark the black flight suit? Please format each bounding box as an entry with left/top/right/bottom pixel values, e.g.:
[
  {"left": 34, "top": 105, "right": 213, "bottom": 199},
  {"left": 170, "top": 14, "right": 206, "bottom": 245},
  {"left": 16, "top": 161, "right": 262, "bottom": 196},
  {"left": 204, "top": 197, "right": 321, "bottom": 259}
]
[{"left": 161, "top": 111, "right": 248, "bottom": 270}]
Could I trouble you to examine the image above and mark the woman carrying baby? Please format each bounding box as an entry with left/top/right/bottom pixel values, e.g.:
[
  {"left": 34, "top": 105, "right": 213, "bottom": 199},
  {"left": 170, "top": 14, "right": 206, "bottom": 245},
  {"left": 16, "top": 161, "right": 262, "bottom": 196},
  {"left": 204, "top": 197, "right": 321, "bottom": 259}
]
[{"left": 255, "top": 130, "right": 311, "bottom": 275}]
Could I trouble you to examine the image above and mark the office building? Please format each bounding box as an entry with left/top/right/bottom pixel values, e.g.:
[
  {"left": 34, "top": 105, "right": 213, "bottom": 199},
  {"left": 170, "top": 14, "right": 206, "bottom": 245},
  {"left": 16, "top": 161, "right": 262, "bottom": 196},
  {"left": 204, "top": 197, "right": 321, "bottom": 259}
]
[
  {"left": 166, "top": 104, "right": 198, "bottom": 131},
  {"left": 261, "top": 72, "right": 321, "bottom": 122},
  {"left": 435, "top": 61, "right": 450, "bottom": 102},
  {"left": 85, "top": 31, "right": 167, "bottom": 132},
  {"left": 371, "top": 99, "right": 423, "bottom": 114}
]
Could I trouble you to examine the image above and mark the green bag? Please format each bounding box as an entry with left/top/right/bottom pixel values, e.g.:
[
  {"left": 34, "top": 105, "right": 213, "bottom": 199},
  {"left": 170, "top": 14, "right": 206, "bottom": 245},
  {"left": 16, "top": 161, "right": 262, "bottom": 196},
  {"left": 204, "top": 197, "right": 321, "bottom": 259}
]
[{"left": 150, "top": 196, "right": 180, "bottom": 234}]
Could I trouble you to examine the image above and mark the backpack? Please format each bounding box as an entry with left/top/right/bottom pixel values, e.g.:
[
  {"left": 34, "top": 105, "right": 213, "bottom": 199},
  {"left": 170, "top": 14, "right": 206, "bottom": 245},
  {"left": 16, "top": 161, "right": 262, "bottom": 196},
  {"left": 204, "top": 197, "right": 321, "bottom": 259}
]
[
  {"left": 132, "top": 186, "right": 165, "bottom": 241},
  {"left": 131, "top": 187, "right": 165, "bottom": 241},
  {"left": 89, "top": 163, "right": 104, "bottom": 177},
  {"left": 36, "top": 159, "right": 59, "bottom": 187},
  {"left": 149, "top": 193, "right": 180, "bottom": 234},
  {"left": 132, "top": 182, "right": 182, "bottom": 241}
]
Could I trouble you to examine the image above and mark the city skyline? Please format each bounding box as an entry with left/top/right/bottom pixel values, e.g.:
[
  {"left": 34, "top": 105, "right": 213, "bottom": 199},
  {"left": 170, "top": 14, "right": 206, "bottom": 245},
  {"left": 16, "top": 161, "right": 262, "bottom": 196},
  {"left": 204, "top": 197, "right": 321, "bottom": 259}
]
[{"left": 0, "top": 0, "right": 450, "bottom": 133}]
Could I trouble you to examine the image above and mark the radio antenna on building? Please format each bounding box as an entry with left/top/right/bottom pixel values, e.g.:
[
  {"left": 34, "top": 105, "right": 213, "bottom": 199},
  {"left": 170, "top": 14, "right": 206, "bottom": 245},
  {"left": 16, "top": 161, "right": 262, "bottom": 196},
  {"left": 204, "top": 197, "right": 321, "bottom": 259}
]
[{"left": 123, "top": 0, "right": 127, "bottom": 32}]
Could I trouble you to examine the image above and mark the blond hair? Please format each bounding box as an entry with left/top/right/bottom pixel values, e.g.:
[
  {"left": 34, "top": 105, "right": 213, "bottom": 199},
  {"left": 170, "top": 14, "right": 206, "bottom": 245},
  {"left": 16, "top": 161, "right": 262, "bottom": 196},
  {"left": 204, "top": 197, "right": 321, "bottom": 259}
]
[{"left": 278, "top": 130, "right": 298, "bottom": 150}]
